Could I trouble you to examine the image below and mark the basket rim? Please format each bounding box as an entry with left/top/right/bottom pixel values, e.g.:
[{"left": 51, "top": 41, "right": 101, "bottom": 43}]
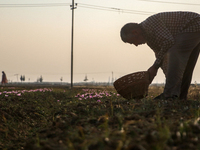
[
  {"left": 113, "top": 71, "right": 150, "bottom": 99},
  {"left": 113, "top": 71, "right": 150, "bottom": 88}
]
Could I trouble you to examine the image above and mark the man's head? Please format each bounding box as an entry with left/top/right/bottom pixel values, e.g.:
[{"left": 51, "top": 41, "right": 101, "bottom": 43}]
[{"left": 120, "top": 23, "right": 146, "bottom": 46}]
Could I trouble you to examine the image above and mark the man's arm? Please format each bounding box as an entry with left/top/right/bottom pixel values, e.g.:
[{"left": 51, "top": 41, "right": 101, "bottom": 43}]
[
  {"left": 142, "top": 16, "right": 174, "bottom": 72},
  {"left": 147, "top": 63, "right": 159, "bottom": 83}
]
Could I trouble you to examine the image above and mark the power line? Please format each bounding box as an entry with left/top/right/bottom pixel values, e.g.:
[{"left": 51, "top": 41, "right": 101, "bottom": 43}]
[
  {"left": 0, "top": 1, "right": 200, "bottom": 14},
  {"left": 0, "top": 2, "right": 155, "bottom": 15},
  {"left": 78, "top": 6, "right": 153, "bottom": 15},
  {"left": 0, "top": 3, "right": 71, "bottom": 7},
  {"left": 79, "top": 3, "right": 153, "bottom": 13},
  {"left": 138, "top": 0, "right": 200, "bottom": 6},
  {"left": 6, "top": 72, "right": 125, "bottom": 76},
  {"left": 78, "top": 3, "right": 155, "bottom": 15}
]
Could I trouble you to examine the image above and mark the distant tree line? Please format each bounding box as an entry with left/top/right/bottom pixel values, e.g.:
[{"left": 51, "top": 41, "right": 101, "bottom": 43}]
[
  {"left": 18, "top": 75, "right": 65, "bottom": 83},
  {"left": 20, "top": 75, "right": 25, "bottom": 82},
  {"left": 37, "top": 76, "right": 43, "bottom": 83}
]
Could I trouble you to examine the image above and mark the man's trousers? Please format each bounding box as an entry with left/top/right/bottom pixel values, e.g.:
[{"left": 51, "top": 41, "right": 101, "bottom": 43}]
[{"left": 163, "top": 32, "right": 200, "bottom": 100}]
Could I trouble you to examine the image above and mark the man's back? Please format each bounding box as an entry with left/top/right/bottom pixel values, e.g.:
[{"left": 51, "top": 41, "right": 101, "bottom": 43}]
[{"left": 141, "top": 11, "right": 200, "bottom": 36}]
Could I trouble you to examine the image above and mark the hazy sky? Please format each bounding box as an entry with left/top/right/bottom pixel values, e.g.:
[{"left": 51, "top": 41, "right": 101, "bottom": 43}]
[{"left": 1, "top": 0, "right": 200, "bottom": 83}]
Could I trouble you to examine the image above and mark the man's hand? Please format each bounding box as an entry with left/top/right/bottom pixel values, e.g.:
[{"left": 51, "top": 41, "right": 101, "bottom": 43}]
[{"left": 147, "top": 65, "right": 158, "bottom": 83}]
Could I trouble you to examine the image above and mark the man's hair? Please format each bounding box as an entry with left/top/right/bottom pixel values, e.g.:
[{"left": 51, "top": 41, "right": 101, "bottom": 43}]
[{"left": 120, "top": 23, "right": 140, "bottom": 42}]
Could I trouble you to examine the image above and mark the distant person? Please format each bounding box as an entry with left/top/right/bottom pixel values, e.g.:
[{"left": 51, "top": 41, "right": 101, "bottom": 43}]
[
  {"left": 1, "top": 71, "right": 8, "bottom": 85},
  {"left": 120, "top": 11, "right": 200, "bottom": 100}
]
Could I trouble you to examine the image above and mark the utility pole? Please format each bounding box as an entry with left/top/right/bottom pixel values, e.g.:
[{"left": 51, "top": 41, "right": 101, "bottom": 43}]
[
  {"left": 70, "top": 0, "right": 77, "bottom": 88},
  {"left": 14, "top": 74, "right": 19, "bottom": 82},
  {"left": 112, "top": 72, "right": 114, "bottom": 83}
]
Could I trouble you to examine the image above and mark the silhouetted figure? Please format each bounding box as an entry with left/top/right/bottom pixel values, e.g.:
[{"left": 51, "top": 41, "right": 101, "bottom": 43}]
[
  {"left": 1, "top": 71, "right": 8, "bottom": 85},
  {"left": 121, "top": 11, "right": 200, "bottom": 100}
]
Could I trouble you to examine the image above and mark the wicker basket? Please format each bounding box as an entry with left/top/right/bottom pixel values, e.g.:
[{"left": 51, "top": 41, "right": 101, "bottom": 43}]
[{"left": 113, "top": 71, "right": 150, "bottom": 100}]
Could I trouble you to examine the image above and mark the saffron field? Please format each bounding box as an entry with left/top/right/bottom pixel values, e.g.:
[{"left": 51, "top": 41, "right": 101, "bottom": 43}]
[{"left": 1, "top": 85, "right": 200, "bottom": 150}]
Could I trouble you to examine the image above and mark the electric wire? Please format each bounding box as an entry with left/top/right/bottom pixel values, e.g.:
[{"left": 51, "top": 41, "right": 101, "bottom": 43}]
[
  {"left": 0, "top": 2, "right": 155, "bottom": 15},
  {"left": 0, "top": 1, "right": 199, "bottom": 15},
  {"left": 78, "top": 3, "right": 153, "bottom": 14},
  {"left": 78, "top": 3, "right": 155, "bottom": 15},
  {"left": 0, "top": 3, "right": 71, "bottom": 7},
  {"left": 138, "top": 0, "right": 200, "bottom": 6},
  {"left": 78, "top": 5, "right": 154, "bottom": 15}
]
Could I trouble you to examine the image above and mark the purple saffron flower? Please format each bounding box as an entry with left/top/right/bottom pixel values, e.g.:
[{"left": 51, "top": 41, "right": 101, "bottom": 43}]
[{"left": 17, "top": 93, "right": 21, "bottom": 96}]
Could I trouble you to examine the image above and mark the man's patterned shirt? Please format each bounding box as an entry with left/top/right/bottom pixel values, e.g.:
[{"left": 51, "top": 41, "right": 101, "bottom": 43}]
[{"left": 140, "top": 11, "right": 200, "bottom": 68}]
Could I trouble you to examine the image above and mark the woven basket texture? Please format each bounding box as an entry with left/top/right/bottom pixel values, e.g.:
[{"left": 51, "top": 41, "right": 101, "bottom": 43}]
[{"left": 113, "top": 71, "right": 150, "bottom": 100}]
